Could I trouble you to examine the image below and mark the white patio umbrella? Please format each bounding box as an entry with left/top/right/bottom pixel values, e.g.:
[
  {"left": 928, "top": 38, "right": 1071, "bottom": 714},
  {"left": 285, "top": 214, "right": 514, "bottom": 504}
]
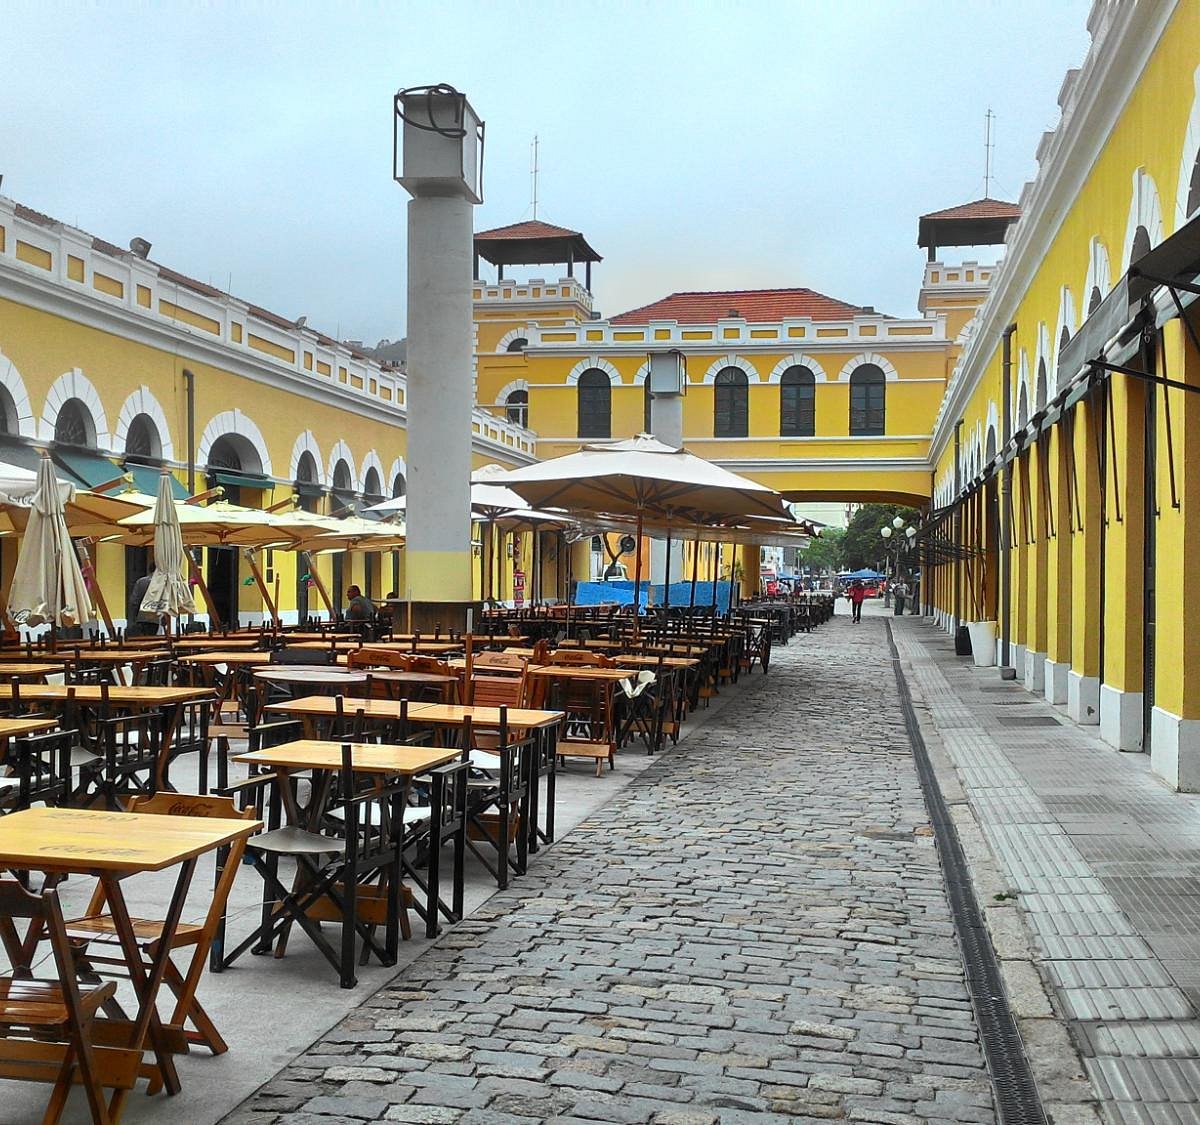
[
  {"left": 8, "top": 455, "right": 93, "bottom": 629},
  {"left": 492, "top": 434, "right": 791, "bottom": 616},
  {"left": 137, "top": 470, "right": 196, "bottom": 619}
]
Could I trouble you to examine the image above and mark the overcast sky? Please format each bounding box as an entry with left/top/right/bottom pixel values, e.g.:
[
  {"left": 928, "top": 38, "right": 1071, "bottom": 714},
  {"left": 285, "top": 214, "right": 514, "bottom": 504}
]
[{"left": 4, "top": 2, "right": 1092, "bottom": 344}]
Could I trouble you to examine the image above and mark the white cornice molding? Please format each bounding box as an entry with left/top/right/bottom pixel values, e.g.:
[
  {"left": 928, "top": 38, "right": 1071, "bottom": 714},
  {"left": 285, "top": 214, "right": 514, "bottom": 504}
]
[
  {"left": 0, "top": 268, "right": 535, "bottom": 462},
  {"left": 930, "top": 0, "right": 1178, "bottom": 464},
  {"left": 711, "top": 456, "right": 932, "bottom": 474}
]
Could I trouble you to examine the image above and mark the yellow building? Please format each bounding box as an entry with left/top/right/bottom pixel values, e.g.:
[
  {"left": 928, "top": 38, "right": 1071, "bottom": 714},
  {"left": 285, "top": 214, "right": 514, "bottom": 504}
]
[
  {"left": 0, "top": 198, "right": 536, "bottom": 628},
  {"left": 924, "top": 0, "right": 1200, "bottom": 788}
]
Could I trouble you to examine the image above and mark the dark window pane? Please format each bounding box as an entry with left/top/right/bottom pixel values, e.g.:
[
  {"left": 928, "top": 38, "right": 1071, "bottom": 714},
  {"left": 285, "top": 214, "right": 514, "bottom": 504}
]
[
  {"left": 714, "top": 367, "right": 748, "bottom": 438},
  {"left": 779, "top": 366, "right": 815, "bottom": 437},
  {"left": 577, "top": 370, "right": 611, "bottom": 438},
  {"left": 505, "top": 337, "right": 528, "bottom": 353},
  {"left": 849, "top": 365, "right": 886, "bottom": 436},
  {"left": 505, "top": 389, "right": 528, "bottom": 427},
  {"left": 54, "top": 398, "right": 94, "bottom": 448}
]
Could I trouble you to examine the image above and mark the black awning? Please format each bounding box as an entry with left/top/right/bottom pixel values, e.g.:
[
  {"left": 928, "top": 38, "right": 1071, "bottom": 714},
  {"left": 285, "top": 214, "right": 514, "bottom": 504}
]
[
  {"left": 1128, "top": 211, "right": 1200, "bottom": 305},
  {"left": 294, "top": 480, "right": 324, "bottom": 499},
  {"left": 1058, "top": 274, "right": 1134, "bottom": 388}
]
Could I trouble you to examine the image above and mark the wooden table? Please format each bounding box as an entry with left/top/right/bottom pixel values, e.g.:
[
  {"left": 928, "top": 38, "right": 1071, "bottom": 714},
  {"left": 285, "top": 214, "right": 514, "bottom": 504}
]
[
  {"left": 169, "top": 637, "right": 267, "bottom": 651},
  {"left": 179, "top": 651, "right": 282, "bottom": 667},
  {"left": 253, "top": 668, "right": 367, "bottom": 689},
  {"left": 0, "top": 807, "right": 261, "bottom": 1110},
  {"left": 232, "top": 740, "right": 463, "bottom": 950},
  {"left": 0, "top": 662, "right": 66, "bottom": 680},
  {"left": 0, "top": 684, "right": 213, "bottom": 791},
  {"left": 0, "top": 715, "right": 59, "bottom": 739},
  {"left": 288, "top": 640, "right": 462, "bottom": 656}
]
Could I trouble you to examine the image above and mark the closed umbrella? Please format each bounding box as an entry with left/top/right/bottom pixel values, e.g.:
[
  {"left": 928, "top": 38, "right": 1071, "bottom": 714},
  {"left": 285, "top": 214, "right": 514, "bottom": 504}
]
[
  {"left": 138, "top": 470, "right": 195, "bottom": 619},
  {"left": 8, "top": 455, "right": 92, "bottom": 629}
]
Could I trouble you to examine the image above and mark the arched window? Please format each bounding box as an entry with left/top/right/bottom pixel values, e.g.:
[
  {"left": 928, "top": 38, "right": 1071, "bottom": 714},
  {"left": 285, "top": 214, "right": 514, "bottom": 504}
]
[
  {"left": 779, "top": 365, "right": 815, "bottom": 437},
  {"left": 1188, "top": 152, "right": 1200, "bottom": 219},
  {"left": 331, "top": 459, "right": 355, "bottom": 515},
  {"left": 505, "top": 337, "right": 528, "bottom": 353},
  {"left": 391, "top": 472, "right": 406, "bottom": 498},
  {"left": 1059, "top": 326, "right": 1071, "bottom": 356},
  {"left": 505, "top": 389, "right": 528, "bottom": 427},
  {"left": 1035, "top": 359, "right": 1048, "bottom": 412},
  {"left": 1088, "top": 286, "right": 1103, "bottom": 315},
  {"left": 54, "top": 398, "right": 96, "bottom": 448},
  {"left": 124, "top": 414, "right": 162, "bottom": 463},
  {"left": 577, "top": 369, "right": 611, "bottom": 439},
  {"left": 848, "top": 365, "right": 886, "bottom": 436},
  {"left": 713, "top": 367, "right": 748, "bottom": 438},
  {"left": 295, "top": 450, "right": 321, "bottom": 513},
  {"left": 362, "top": 467, "right": 383, "bottom": 504},
  {"left": 1130, "top": 224, "right": 1152, "bottom": 265},
  {"left": 1017, "top": 382, "right": 1029, "bottom": 430},
  {"left": 985, "top": 426, "right": 997, "bottom": 464}
]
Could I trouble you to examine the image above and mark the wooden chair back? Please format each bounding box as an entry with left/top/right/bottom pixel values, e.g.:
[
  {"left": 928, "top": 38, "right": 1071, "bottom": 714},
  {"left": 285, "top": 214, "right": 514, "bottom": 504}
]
[
  {"left": 546, "top": 649, "right": 614, "bottom": 668},
  {"left": 0, "top": 877, "right": 117, "bottom": 1123}
]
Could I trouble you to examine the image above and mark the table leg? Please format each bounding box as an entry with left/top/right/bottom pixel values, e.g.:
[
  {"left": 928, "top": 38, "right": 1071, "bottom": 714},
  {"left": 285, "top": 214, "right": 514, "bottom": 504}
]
[
  {"left": 100, "top": 859, "right": 196, "bottom": 1107},
  {"left": 153, "top": 703, "right": 184, "bottom": 793}
]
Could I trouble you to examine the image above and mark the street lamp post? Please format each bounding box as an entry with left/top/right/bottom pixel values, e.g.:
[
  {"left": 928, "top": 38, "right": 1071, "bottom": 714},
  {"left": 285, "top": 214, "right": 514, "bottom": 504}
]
[{"left": 880, "top": 518, "right": 917, "bottom": 612}]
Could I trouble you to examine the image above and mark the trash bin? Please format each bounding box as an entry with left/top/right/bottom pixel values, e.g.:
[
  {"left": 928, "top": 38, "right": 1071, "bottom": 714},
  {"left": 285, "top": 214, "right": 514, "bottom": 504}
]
[{"left": 966, "top": 620, "right": 997, "bottom": 667}]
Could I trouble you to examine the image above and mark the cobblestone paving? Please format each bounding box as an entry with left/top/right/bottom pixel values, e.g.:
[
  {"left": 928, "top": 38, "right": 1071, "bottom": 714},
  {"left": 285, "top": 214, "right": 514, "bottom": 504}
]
[{"left": 227, "top": 614, "right": 996, "bottom": 1125}]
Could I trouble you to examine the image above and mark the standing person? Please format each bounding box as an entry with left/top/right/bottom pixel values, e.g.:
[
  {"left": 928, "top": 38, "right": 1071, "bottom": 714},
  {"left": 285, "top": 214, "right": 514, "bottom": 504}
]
[
  {"left": 126, "top": 564, "right": 160, "bottom": 637},
  {"left": 847, "top": 579, "right": 868, "bottom": 624},
  {"left": 893, "top": 577, "right": 909, "bottom": 616}
]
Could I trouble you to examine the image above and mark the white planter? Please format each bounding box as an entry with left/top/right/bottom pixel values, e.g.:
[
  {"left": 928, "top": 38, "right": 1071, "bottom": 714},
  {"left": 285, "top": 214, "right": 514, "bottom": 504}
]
[{"left": 967, "top": 620, "right": 997, "bottom": 667}]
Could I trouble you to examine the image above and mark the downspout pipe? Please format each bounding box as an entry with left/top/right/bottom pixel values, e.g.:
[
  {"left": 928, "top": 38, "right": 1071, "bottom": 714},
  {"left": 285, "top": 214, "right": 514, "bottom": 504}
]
[
  {"left": 1000, "top": 323, "right": 1017, "bottom": 673},
  {"left": 954, "top": 419, "right": 963, "bottom": 639}
]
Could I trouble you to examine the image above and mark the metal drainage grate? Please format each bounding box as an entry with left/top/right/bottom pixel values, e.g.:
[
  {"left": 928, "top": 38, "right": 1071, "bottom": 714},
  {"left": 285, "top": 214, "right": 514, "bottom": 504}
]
[{"left": 887, "top": 623, "right": 1048, "bottom": 1125}]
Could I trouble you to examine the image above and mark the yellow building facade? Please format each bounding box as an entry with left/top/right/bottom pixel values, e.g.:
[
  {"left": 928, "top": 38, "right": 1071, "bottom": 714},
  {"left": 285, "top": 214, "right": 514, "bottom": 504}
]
[
  {"left": 0, "top": 198, "right": 536, "bottom": 628},
  {"left": 925, "top": 0, "right": 1200, "bottom": 788}
]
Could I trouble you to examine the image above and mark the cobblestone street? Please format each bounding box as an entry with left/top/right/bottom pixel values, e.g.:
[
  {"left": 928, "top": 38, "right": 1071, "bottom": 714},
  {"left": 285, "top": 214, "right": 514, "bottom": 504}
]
[{"left": 228, "top": 612, "right": 997, "bottom": 1125}]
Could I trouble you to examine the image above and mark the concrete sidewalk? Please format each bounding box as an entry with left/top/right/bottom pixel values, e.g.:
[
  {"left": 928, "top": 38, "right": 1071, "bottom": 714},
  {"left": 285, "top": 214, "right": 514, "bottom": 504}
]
[{"left": 895, "top": 614, "right": 1200, "bottom": 1124}]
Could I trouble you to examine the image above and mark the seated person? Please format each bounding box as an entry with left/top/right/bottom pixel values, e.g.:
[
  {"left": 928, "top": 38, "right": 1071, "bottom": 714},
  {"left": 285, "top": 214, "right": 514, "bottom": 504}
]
[{"left": 344, "top": 585, "right": 376, "bottom": 625}]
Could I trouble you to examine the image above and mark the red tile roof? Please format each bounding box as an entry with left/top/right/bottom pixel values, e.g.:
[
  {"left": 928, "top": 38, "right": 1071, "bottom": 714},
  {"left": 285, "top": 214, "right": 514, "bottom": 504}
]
[
  {"left": 610, "top": 288, "right": 873, "bottom": 325},
  {"left": 475, "top": 220, "right": 584, "bottom": 241},
  {"left": 919, "top": 198, "right": 1021, "bottom": 222}
]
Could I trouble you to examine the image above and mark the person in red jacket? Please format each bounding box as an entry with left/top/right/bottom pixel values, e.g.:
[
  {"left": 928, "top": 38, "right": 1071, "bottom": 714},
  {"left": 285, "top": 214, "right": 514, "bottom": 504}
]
[{"left": 847, "top": 579, "right": 869, "bottom": 624}]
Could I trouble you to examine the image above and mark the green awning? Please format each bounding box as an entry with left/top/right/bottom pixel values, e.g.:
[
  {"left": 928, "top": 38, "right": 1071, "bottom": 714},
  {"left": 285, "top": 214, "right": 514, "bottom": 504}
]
[
  {"left": 0, "top": 440, "right": 45, "bottom": 474},
  {"left": 123, "top": 462, "right": 189, "bottom": 499},
  {"left": 1063, "top": 375, "right": 1097, "bottom": 412},
  {"left": 52, "top": 447, "right": 125, "bottom": 491},
  {"left": 210, "top": 469, "right": 273, "bottom": 491}
]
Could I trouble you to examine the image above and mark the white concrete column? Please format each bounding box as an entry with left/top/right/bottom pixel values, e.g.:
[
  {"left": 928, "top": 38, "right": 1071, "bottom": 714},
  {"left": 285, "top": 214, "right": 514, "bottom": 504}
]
[
  {"left": 395, "top": 86, "right": 482, "bottom": 614},
  {"left": 405, "top": 193, "right": 474, "bottom": 602}
]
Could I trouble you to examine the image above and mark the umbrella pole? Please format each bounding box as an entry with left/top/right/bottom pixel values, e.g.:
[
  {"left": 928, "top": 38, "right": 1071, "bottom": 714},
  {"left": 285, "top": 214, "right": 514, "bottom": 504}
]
[
  {"left": 74, "top": 541, "right": 114, "bottom": 637},
  {"left": 689, "top": 536, "right": 699, "bottom": 610},
  {"left": 566, "top": 537, "right": 573, "bottom": 639},
  {"left": 243, "top": 549, "right": 281, "bottom": 630},
  {"left": 633, "top": 508, "right": 645, "bottom": 633},
  {"left": 663, "top": 524, "right": 672, "bottom": 622},
  {"left": 187, "top": 553, "right": 222, "bottom": 631},
  {"left": 304, "top": 552, "right": 335, "bottom": 619}
]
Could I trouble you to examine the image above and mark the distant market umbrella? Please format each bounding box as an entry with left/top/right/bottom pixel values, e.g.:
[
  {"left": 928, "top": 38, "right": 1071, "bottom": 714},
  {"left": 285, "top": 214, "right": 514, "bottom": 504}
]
[
  {"left": 8, "top": 455, "right": 92, "bottom": 629},
  {"left": 118, "top": 500, "right": 302, "bottom": 548},
  {"left": 137, "top": 470, "right": 195, "bottom": 619}
]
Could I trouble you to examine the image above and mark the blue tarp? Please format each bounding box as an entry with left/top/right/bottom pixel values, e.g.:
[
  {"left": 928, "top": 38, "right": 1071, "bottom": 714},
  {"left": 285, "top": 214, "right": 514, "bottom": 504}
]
[
  {"left": 574, "top": 580, "right": 732, "bottom": 614},
  {"left": 842, "top": 568, "right": 884, "bottom": 580}
]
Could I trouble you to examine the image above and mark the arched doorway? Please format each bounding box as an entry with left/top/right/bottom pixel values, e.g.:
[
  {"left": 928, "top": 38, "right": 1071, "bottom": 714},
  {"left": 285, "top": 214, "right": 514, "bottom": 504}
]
[{"left": 205, "top": 433, "right": 267, "bottom": 628}]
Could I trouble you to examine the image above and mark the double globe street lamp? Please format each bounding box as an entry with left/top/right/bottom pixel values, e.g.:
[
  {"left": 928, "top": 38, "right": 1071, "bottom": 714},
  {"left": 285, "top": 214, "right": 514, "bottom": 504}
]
[{"left": 879, "top": 516, "right": 917, "bottom": 609}]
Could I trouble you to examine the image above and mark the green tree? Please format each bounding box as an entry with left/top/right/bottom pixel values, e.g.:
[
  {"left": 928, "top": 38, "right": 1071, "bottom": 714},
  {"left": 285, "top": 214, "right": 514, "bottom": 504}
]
[
  {"left": 840, "top": 504, "right": 919, "bottom": 572},
  {"left": 796, "top": 527, "right": 844, "bottom": 573}
]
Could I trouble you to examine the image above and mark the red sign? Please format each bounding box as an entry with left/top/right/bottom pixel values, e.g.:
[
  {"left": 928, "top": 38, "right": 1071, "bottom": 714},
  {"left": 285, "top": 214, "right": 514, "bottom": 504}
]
[{"left": 513, "top": 570, "right": 526, "bottom": 607}]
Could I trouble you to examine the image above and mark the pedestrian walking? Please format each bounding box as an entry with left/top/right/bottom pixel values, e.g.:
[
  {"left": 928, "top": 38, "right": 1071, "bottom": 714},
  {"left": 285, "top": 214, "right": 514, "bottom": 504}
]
[
  {"left": 847, "top": 579, "right": 868, "bottom": 624},
  {"left": 893, "top": 578, "right": 909, "bottom": 616}
]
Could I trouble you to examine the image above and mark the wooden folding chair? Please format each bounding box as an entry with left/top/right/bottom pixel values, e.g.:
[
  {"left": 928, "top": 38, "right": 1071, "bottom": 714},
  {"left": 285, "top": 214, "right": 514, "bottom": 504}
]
[
  {"left": 0, "top": 878, "right": 120, "bottom": 1124},
  {"left": 64, "top": 793, "right": 257, "bottom": 1056}
]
